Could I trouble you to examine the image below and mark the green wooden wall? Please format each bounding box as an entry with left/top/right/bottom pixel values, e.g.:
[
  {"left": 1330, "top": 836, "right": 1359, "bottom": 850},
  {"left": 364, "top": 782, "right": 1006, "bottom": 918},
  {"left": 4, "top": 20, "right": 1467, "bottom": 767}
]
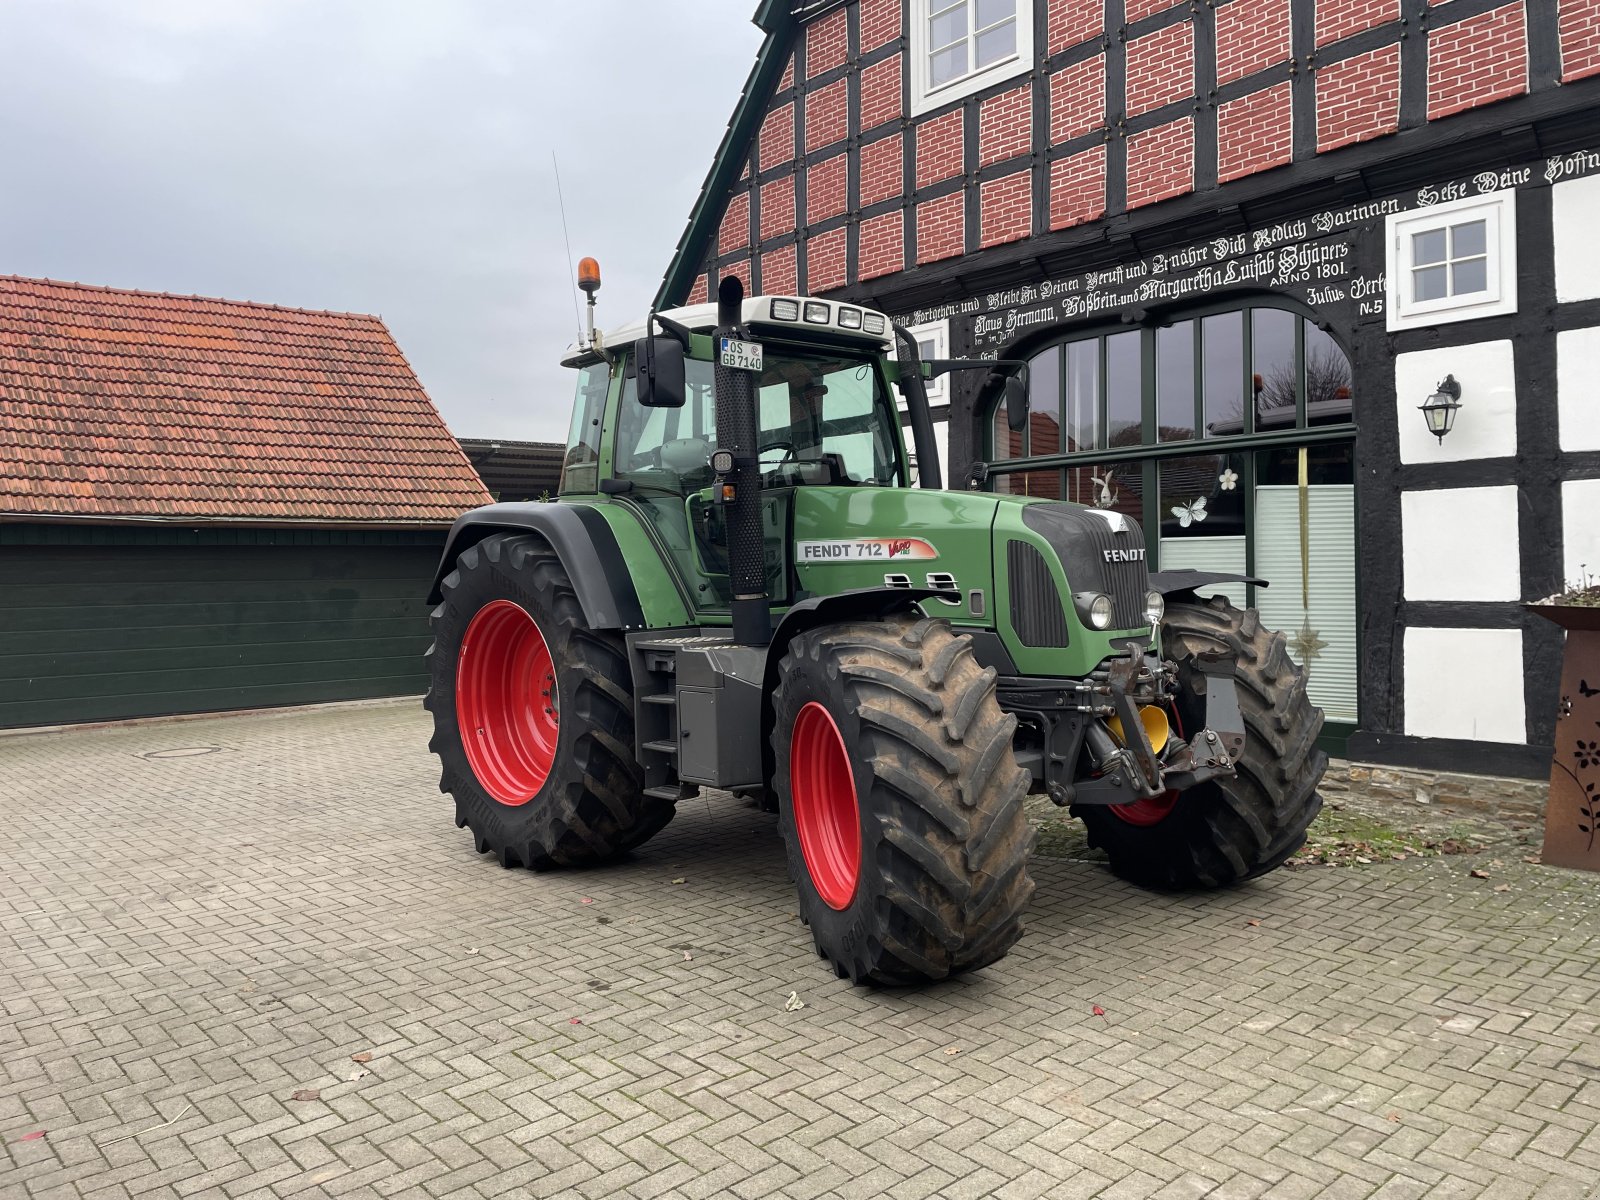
[{"left": 0, "top": 525, "right": 446, "bottom": 728}]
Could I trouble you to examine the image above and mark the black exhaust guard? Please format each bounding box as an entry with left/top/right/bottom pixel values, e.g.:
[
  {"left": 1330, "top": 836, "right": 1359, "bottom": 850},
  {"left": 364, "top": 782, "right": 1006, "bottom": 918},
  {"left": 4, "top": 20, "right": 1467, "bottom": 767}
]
[{"left": 713, "top": 277, "right": 772, "bottom": 646}]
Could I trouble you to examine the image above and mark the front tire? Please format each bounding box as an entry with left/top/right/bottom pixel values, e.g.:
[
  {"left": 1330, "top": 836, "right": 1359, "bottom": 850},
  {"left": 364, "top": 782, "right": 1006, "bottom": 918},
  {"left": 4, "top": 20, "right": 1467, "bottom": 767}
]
[
  {"left": 771, "top": 615, "right": 1035, "bottom": 985},
  {"left": 1075, "top": 596, "right": 1325, "bottom": 889},
  {"left": 425, "top": 532, "right": 674, "bottom": 868}
]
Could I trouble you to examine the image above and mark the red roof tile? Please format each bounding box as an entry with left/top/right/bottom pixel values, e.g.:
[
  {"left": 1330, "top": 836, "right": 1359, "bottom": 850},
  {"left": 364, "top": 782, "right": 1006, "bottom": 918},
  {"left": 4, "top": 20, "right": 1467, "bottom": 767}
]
[{"left": 0, "top": 275, "right": 492, "bottom": 525}]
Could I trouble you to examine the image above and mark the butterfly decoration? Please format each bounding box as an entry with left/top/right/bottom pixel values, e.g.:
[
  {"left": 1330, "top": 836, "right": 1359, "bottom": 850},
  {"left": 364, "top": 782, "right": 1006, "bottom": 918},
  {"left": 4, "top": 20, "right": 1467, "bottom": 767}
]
[
  {"left": 1580, "top": 679, "right": 1599, "bottom": 698},
  {"left": 1170, "top": 496, "right": 1208, "bottom": 528}
]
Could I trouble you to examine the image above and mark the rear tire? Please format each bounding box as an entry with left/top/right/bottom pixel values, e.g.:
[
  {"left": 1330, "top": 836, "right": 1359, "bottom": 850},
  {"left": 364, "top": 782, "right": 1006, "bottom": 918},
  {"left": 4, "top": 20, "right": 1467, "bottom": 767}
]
[
  {"left": 771, "top": 615, "right": 1035, "bottom": 985},
  {"left": 1075, "top": 596, "right": 1325, "bottom": 889},
  {"left": 425, "top": 533, "right": 674, "bottom": 868}
]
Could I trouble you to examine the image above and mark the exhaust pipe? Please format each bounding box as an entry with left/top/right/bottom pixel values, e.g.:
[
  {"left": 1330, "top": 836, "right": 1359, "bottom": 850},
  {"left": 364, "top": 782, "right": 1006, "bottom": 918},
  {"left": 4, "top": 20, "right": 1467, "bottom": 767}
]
[{"left": 712, "top": 276, "right": 771, "bottom": 646}]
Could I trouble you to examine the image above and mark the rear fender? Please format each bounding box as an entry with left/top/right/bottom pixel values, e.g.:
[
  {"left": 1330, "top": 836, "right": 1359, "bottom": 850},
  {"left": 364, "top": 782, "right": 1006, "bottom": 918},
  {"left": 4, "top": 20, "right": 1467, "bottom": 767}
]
[{"left": 428, "top": 503, "right": 645, "bottom": 630}]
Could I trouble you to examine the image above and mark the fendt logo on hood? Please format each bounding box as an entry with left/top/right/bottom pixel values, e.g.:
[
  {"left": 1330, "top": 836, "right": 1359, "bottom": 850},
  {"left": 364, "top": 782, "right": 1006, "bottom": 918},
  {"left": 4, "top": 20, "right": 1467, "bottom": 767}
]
[{"left": 1102, "top": 547, "right": 1146, "bottom": 563}]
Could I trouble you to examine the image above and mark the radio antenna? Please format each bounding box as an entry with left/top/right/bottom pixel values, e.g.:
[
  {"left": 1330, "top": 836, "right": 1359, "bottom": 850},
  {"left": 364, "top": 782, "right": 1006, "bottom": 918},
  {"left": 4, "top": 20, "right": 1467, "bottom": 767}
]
[{"left": 552, "top": 151, "right": 585, "bottom": 345}]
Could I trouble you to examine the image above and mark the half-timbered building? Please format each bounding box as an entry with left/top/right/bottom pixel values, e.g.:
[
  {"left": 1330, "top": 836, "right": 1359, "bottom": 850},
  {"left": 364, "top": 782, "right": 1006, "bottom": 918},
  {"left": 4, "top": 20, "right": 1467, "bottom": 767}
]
[{"left": 657, "top": 0, "right": 1600, "bottom": 779}]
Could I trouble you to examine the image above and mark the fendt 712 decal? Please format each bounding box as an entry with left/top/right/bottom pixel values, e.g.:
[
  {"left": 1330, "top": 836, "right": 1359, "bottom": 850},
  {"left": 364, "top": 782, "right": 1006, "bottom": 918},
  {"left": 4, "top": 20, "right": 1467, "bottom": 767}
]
[{"left": 795, "top": 538, "right": 939, "bottom": 563}]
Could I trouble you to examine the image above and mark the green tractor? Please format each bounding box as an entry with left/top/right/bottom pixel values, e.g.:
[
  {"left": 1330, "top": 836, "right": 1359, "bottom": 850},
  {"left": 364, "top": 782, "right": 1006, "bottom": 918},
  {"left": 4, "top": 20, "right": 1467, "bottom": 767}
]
[{"left": 425, "top": 269, "right": 1325, "bottom": 986}]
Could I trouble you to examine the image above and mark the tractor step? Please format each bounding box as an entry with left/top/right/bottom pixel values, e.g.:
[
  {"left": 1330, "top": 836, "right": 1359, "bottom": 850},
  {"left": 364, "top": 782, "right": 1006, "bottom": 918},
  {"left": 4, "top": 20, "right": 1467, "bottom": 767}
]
[
  {"left": 643, "top": 784, "right": 691, "bottom": 803},
  {"left": 642, "top": 739, "right": 678, "bottom": 756},
  {"left": 640, "top": 693, "right": 678, "bottom": 706}
]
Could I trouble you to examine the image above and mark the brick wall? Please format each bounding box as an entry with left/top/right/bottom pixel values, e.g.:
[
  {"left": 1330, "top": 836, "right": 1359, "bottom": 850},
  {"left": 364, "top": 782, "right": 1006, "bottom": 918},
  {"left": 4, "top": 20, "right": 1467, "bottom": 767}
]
[
  {"left": 1215, "top": 0, "right": 1290, "bottom": 86},
  {"left": 758, "top": 104, "right": 793, "bottom": 172},
  {"left": 1217, "top": 83, "right": 1293, "bottom": 183},
  {"left": 1125, "top": 20, "right": 1194, "bottom": 117},
  {"left": 1559, "top": 0, "right": 1600, "bottom": 81},
  {"left": 1051, "top": 55, "right": 1105, "bottom": 144},
  {"left": 859, "top": 0, "right": 899, "bottom": 52},
  {"left": 762, "top": 244, "right": 797, "bottom": 296},
  {"left": 916, "top": 193, "right": 965, "bottom": 264},
  {"left": 1047, "top": 0, "right": 1103, "bottom": 55},
  {"left": 760, "top": 177, "right": 795, "bottom": 240},
  {"left": 718, "top": 192, "right": 750, "bottom": 255},
  {"left": 1315, "top": 44, "right": 1400, "bottom": 152},
  {"left": 805, "top": 8, "right": 848, "bottom": 78},
  {"left": 694, "top": 0, "right": 1566, "bottom": 303},
  {"left": 859, "top": 135, "right": 903, "bottom": 207},
  {"left": 1316, "top": 0, "right": 1401, "bottom": 46},
  {"left": 807, "top": 227, "right": 848, "bottom": 293},
  {"left": 807, "top": 154, "right": 848, "bottom": 225},
  {"left": 1427, "top": 3, "right": 1528, "bottom": 120},
  {"left": 805, "top": 79, "right": 849, "bottom": 153},
  {"left": 979, "top": 86, "right": 1032, "bottom": 167},
  {"left": 1050, "top": 147, "right": 1107, "bottom": 231},
  {"left": 861, "top": 211, "right": 905, "bottom": 279},
  {"left": 1126, "top": 118, "right": 1194, "bottom": 209},
  {"left": 860, "top": 55, "right": 903, "bottom": 132},
  {"left": 981, "top": 173, "right": 1033, "bottom": 248},
  {"left": 915, "top": 108, "right": 965, "bottom": 188}
]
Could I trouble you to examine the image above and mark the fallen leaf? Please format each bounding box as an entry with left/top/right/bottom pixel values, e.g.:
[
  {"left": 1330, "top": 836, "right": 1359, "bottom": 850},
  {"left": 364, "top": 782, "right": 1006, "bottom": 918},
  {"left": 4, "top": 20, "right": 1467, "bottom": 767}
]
[
  {"left": 348, "top": 1068, "right": 370, "bottom": 1082},
  {"left": 683, "top": 951, "right": 693, "bottom": 962},
  {"left": 1523, "top": 855, "right": 1541, "bottom": 864},
  {"left": 1493, "top": 884, "right": 1511, "bottom": 893},
  {"left": 580, "top": 897, "right": 594, "bottom": 905},
  {"left": 596, "top": 916, "right": 612, "bottom": 925},
  {"left": 784, "top": 991, "right": 805, "bottom": 1012},
  {"left": 350, "top": 1052, "right": 373, "bottom": 1064},
  {"left": 943, "top": 1046, "right": 962, "bottom": 1056},
  {"left": 1355, "top": 856, "right": 1373, "bottom": 865},
  {"left": 1092, "top": 1005, "right": 1107, "bottom": 1022},
  {"left": 465, "top": 947, "right": 479, "bottom": 955},
  {"left": 289, "top": 1089, "right": 320, "bottom": 1102},
  {"left": 1390, "top": 853, "right": 1408, "bottom": 861},
  {"left": 1246, "top": 919, "right": 1261, "bottom": 927},
  {"left": 15, "top": 1131, "right": 46, "bottom": 1142},
  {"left": 568, "top": 1017, "right": 583, "bottom": 1025},
  {"left": 1470, "top": 869, "right": 1490, "bottom": 879},
  {"left": 1386, "top": 1111, "right": 1402, "bottom": 1123},
  {"left": 1490, "top": 859, "right": 1504, "bottom": 869},
  {"left": 670, "top": 878, "right": 686, "bottom": 885}
]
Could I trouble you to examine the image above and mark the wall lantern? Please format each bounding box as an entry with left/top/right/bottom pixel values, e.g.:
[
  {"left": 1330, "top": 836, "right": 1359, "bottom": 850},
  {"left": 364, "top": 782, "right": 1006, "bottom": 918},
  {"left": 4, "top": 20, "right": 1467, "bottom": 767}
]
[{"left": 1418, "top": 374, "right": 1463, "bottom": 443}]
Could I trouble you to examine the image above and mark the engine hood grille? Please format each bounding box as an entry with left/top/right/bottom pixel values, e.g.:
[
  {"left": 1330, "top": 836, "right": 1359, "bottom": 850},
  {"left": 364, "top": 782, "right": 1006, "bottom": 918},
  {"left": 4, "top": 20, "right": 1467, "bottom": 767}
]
[{"left": 1019, "top": 503, "right": 1150, "bottom": 630}]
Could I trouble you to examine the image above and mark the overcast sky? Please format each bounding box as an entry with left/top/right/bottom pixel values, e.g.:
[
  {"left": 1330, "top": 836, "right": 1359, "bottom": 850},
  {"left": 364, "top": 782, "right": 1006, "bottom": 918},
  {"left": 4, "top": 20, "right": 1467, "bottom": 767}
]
[{"left": 0, "top": 0, "right": 763, "bottom": 442}]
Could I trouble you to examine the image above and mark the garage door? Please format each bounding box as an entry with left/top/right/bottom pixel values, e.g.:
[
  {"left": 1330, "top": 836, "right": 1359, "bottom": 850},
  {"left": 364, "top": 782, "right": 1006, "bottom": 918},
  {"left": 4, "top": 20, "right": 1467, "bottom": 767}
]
[{"left": 0, "top": 528, "right": 445, "bottom": 728}]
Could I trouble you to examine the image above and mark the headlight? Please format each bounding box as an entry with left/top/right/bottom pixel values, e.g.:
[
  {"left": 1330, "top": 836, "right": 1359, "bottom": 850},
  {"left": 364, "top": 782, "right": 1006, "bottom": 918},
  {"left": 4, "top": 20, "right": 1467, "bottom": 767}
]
[
  {"left": 769, "top": 298, "right": 800, "bottom": 321},
  {"left": 1088, "top": 594, "right": 1113, "bottom": 630},
  {"left": 1145, "top": 590, "right": 1165, "bottom": 625}
]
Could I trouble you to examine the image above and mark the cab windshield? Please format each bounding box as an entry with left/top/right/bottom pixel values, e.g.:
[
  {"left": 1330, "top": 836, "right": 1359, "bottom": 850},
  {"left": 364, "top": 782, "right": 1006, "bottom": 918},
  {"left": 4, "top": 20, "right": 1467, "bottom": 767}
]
[{"left": 613, "top": 346, "right": 903, "bottom": 494}]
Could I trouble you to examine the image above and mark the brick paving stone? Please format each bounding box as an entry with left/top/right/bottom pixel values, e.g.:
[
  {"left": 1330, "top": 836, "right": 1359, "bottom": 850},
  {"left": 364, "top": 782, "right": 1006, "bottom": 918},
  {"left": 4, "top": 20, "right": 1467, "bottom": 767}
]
[{"left": 3, "top": 703, "right": 1600, "bottom": 1199}]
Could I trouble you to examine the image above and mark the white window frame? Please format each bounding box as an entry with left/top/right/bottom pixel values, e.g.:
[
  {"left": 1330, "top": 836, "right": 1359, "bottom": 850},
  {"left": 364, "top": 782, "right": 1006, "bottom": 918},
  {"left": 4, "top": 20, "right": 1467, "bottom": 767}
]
[
  {"left": 905, "top": 318, "right": 951, "bottom": 407},
  {"left": 1385, "top": 190, "right": 1517, "bottom": 332},
  {"left": 909, "top": 0, "right": 1034, "bottom": 117}
]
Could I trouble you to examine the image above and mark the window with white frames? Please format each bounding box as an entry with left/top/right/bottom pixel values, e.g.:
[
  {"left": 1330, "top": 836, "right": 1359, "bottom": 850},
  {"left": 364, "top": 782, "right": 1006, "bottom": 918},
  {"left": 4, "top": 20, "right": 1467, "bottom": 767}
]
[
  {"left": 905, "top": 318, "right": 950, "bottom": 406},
  {"left": 1386, "top": 190, "right": 1517, "bottom": 332},
  {"left": 910, "top": 0, "right": 1034, "bottom": 116}
]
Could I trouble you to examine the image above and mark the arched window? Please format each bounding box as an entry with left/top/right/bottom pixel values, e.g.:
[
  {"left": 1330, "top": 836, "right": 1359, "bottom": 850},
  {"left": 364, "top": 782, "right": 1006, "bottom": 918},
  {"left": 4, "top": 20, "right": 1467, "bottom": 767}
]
[{"left": 986, "top": 300, "right": 1360, "bottom": 729}]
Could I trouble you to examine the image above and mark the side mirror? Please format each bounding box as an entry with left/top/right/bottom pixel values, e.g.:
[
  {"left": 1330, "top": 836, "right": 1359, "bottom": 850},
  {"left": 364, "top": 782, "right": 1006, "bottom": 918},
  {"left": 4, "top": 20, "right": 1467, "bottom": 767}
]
[
  {"left": 634, "top": 335, "right": 686, "bottom": 408},
  {"left": 1004, "top": 374, "right": 1028, "bottom": 432}
]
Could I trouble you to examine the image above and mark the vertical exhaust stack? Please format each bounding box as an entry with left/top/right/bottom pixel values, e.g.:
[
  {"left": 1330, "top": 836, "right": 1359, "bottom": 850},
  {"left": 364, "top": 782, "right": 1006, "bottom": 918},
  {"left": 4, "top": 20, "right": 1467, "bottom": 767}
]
[{"left": 712, "top": 277, "right": 772, "bottom": 646}]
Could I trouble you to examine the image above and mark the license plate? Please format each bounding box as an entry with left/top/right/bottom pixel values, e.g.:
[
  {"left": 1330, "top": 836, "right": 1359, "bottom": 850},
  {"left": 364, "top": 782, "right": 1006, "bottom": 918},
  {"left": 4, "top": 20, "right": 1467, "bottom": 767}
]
[{"left": 719, "top": 337, "right": 763, "bottom": 372}]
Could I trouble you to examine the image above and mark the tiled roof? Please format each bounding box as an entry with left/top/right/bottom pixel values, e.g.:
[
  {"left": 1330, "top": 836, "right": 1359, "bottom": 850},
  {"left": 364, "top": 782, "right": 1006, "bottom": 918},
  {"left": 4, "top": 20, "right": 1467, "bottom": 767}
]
[{"left": 0, "top": 275, "right": 492, "bottom": 525}]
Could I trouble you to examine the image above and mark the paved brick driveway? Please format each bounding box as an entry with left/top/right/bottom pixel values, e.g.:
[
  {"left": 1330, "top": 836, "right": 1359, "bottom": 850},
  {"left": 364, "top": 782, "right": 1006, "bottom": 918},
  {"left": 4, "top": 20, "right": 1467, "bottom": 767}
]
[{"left": 3, "top": 702, "right": 1600, "bottom": 1200}]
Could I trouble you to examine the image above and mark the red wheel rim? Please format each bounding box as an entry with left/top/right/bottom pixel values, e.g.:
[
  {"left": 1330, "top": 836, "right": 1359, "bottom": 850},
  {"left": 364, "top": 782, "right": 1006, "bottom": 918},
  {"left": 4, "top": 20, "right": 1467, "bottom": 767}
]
[
  {"left": 789, "top": 702, "right": 861, "bottom": 910},
  {"left": 1108, "top": 792, "right": 1180, "bottom": 826},
  {"left": 1108, "top": 703, "right": 1181, "bottom": 826},
  {"left": 456, "top": 600, "right": 559, "bottom": 805}
]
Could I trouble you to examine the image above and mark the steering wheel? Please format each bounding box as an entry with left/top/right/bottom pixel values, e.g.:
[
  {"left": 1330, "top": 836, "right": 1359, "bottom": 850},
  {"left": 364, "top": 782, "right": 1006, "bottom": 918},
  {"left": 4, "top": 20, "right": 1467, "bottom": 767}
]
[{"left": 758, "top": 440, "right": 798, "bottom": 465}]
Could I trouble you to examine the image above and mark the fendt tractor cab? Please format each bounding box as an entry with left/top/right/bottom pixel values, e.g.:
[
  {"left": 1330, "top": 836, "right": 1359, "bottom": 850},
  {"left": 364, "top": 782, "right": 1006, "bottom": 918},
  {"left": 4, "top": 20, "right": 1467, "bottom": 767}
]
[{"left": 424, "top": 262, "right": 1326, "bottom": 985}]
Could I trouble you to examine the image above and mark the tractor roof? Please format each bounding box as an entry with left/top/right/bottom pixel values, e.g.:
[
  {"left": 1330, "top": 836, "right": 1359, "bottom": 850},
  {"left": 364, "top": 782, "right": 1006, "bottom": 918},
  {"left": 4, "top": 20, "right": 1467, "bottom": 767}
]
[{"left": 561, "top": 294, "right": 895, "bottom": 367}]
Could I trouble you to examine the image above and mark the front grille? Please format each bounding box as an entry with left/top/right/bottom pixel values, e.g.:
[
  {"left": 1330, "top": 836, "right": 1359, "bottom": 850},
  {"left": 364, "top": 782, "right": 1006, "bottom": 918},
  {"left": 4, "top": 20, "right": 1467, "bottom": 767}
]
[
  {"left": 1020, "top": 503, "right": 1151, "bottom": 630},
  {"left": 1007, "top": 540, "right": 1071, "bottom": 647}
]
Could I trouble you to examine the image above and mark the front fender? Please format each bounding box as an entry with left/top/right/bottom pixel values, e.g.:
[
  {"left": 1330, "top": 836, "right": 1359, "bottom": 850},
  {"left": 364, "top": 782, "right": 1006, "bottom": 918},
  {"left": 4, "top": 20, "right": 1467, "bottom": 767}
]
[
  {"left": 1149, "top": 568, "right": 1268, "bottom": 604},
  {"left": 428, "top": 502, "right": 645, "bottom": 630}
]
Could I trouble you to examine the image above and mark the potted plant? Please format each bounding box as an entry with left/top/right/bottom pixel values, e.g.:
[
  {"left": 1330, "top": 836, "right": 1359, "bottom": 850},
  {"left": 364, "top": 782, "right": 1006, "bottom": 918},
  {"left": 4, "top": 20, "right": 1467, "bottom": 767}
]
[{"left": 1529, "top": 566, "right": 1600, "bottom": 871}]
